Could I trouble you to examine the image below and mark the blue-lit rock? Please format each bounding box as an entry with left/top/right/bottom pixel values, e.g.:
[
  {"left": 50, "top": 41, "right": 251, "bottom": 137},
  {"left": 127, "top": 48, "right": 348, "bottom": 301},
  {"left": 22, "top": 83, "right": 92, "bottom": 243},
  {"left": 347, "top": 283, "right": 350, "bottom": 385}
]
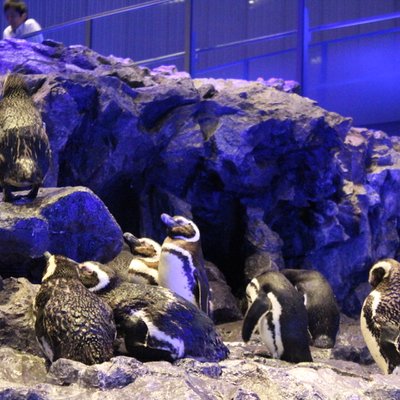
[
  {"left": 0, "top": 186, "right": 123, "bottom": 278},
  {"left": 1, "top": 38, "right": 400, "bottom": 315}
]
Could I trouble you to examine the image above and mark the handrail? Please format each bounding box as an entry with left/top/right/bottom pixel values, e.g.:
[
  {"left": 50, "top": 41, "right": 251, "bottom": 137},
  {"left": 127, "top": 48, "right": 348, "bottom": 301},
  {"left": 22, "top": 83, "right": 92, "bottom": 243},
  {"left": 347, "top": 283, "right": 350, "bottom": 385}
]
[
  {"left": 310, "top": 11, "right": 400, "bottom": 33},
  {"left": 136, "top": 51, "right": 185, "bottom": 66},
  {"left": 190, "top": 11, "right": 400, "bottom": 57},
  {"left": 21, "top": 0, "right": 172, "bottom": 39},
  {"left": 196, "top": 30, "right": 297, "bottom": 54}
]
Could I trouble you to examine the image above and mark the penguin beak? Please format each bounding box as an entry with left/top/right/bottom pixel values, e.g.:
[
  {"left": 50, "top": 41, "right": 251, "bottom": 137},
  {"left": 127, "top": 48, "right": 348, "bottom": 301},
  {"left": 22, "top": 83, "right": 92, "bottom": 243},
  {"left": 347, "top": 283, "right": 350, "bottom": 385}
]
[
  {"left": 161, "top": 213, "right": 177, "bottom": 228},
  {"left": 123, "top": 232, "right": 142, "bottom": 247}
]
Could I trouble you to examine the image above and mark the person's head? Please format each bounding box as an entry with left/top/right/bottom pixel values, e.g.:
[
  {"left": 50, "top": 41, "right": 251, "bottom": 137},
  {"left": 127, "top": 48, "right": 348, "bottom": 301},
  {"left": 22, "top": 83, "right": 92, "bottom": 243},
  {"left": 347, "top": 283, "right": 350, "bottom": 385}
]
[{"left": 3, "top": 1, "right": 28, "bottom": 31}]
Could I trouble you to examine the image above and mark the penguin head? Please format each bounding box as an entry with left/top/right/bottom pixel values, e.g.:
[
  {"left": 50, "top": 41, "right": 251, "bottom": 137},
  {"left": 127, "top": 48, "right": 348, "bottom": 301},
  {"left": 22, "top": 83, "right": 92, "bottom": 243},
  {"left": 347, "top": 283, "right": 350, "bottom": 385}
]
[
  {"left": 160, "top": 213, "right": 200, "bottom": 242},
  {"left": 123, "top": 232, "right": 161, "bottom": 259},
  {"left": 245, "top": 277, "right": 260, "bottom": 307},
  {"left": 368, "top": 259, "right": 399, "bottom": 288},
  {"left": 78, "top": 261, "right": 116, "bottom": 292},
  {"left": 41, "top": 253, "right": 80, "bottom": 282}
]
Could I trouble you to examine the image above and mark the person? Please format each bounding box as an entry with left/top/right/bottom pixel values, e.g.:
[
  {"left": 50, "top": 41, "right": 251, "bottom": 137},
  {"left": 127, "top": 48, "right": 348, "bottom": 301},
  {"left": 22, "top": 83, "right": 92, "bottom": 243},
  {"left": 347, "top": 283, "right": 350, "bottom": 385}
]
[{"left": 3, "top": 0, "right": 43, "bottom": 43}]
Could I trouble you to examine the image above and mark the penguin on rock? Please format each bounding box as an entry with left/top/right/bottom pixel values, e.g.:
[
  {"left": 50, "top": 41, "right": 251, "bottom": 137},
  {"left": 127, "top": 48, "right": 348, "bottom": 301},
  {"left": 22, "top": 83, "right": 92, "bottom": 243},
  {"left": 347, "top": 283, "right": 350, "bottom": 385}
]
[
  {"left": 281, "top": 269, "right": 340, "bottom": 348},
  {"left": 242, "top": 271, "right": 313, "bottom": 363},
  {"left": 78, "top": 261, "right": 229, "bottom": 363},
  {"left": 33, "top": 254, "right": 116, "bottom": 365},
  {"left": 0, "top": 73, "right": 51, "bottom": 202},
  {"left": 361, "top": 259, "right": 400, "bottom": 374},
  {"left": 123, "top": 232, "right": 161, "bottom": 285},
  {"left": 158, "top": 213, "right": 211, "bottom": 316}
]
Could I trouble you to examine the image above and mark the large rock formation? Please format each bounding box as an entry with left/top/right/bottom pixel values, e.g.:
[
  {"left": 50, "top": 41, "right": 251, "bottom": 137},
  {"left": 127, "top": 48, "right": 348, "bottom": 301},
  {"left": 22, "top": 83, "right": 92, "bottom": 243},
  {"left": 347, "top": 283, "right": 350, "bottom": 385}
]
[{"left": 0, "top": 38, "right": 399, "bottom": 316}]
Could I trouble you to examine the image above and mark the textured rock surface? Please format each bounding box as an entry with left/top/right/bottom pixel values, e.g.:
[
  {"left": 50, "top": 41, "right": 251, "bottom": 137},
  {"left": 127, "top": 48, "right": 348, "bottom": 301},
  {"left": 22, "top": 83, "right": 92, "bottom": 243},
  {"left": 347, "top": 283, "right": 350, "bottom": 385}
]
[
  {"left": 0, "top": 276, "right": 399, "bottom": 399},
  {"left": 0, "top": 39, "right": 400, "bottom": 315},
  {"left": 0, "top": 186, "right": 123, "bottom": 278}
]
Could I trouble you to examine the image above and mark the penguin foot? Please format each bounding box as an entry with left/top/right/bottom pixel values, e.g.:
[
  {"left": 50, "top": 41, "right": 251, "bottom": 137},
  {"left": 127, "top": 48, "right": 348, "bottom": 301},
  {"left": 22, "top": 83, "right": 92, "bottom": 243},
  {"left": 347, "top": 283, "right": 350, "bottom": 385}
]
[
  {"left": 3, "top": 191, "right": 21, "bottom": 202},
  {"left": 312, "top": 334, "right": 335, "bottom": 349},
  {"left": 27, "top": 185, "right": 39, "bottom": 200}
]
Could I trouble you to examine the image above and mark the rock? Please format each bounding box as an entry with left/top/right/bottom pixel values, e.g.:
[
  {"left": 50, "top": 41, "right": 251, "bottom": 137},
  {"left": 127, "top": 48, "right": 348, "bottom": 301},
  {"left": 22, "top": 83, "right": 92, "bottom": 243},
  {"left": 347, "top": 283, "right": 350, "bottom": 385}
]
[
  {"left": 206, "top": 261, "right": 243, "bottom": 323},
  {"left": 47, "top": 356, "right": 148, "bottom": 389},
  {"left": 0, "top": 278, "right": 40, "bottom": 356},
  {"left": 0, "top": 187, "right": 123, "bottom": 278}
]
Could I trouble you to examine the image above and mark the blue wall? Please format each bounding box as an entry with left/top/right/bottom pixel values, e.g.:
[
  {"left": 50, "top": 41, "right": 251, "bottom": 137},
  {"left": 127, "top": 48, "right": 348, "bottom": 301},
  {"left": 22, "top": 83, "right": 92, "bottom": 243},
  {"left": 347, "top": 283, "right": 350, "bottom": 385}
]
[{"left": 1, "top": 0, "right": 399, "bottom": 129}]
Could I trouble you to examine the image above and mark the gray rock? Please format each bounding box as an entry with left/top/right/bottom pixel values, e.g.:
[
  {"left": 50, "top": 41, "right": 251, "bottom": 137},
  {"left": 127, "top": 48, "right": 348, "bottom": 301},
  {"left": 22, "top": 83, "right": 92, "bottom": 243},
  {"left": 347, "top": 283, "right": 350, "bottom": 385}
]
[
  {"left": 0, "top": 187, "right": 123, "bottom": 277},
  {"left": 206, "top": 261, "right": 242, "bottom": 323},
  {"left": 0, "top": 278, "right": 40, "bottom": 356},
  {"left": 47, "top": 356, "right": 148, "bottom": 389}
]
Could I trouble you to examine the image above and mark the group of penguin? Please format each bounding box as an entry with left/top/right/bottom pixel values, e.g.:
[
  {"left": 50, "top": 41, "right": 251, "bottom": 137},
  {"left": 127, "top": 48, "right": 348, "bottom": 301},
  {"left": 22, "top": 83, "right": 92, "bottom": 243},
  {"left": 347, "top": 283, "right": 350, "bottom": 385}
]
[
  {"left": 34, "top": 213, "right": 228, "bottom": 364},
  {"left": 0, "top": 73, "right": 399, "bottom": 374},
  {"left": 33, "top": 210, "right": 342, "bottom": 367}
]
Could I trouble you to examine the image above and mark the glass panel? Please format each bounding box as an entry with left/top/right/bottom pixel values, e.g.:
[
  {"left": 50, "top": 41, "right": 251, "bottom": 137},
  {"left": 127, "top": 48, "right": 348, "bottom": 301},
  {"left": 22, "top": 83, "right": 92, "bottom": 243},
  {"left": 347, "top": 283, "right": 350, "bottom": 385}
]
[
  {"left": 193, "top": 0, "right": 298, "bottom": 80},
  {"left": 91, "top": 1, "right": 185, "bottom": 66},
  {"left": 307, "top": 0, "right": 400, "bottom": 126}
]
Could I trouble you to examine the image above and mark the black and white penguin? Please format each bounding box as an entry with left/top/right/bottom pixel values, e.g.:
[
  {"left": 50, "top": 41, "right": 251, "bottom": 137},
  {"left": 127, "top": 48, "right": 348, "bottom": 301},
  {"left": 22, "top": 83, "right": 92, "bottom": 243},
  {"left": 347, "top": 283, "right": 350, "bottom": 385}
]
[
  {"left": 33, "top": 254, "right": 116, "bottom": 365},
  {"left": 123, "top": 232, "right": 161, "bottom": 285},
  {"left": 360, "top": 259, "right": 400, "bottom": 374},
  {"left": 158, "top": 213, "right": 211, "bottom": 316},
  {"left": 281, "top": 269, "right": 340, "bottom": 348},
  {"left": 0, "top": 73, "right": 51, "bottom": 202},
  {"left": 78, "top": 261, "right": 229, "bottom": 363},
  {"left": 242, "top": 271, "right": 313, "bottom": 363}
]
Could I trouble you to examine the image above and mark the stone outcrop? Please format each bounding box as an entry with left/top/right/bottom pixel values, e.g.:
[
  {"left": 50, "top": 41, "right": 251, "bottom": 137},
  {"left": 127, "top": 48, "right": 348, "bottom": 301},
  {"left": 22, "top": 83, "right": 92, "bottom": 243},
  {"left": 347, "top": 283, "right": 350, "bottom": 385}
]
[
  {"left": 0, "top": 187, "right": 122, "bottom": 279},
  {"left": 0, "top": 39, "right": 400, "bottom": 317}
]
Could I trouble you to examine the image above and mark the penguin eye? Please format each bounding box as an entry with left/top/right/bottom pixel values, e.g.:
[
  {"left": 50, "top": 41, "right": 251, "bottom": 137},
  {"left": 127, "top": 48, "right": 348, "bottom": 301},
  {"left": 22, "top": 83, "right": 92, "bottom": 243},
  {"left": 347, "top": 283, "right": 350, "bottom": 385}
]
[{"left": 80, "top": 267, "right": 93, "bottom": 276}]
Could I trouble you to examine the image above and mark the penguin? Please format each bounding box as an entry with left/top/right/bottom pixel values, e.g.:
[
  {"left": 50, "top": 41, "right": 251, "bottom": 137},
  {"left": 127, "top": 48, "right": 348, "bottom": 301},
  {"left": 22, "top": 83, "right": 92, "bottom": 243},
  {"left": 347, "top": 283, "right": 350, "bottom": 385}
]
[
  {"left": 78, "top": 260, "right": 229, "bottom": 363},
  {"left": 0, "top": 73, "right": 51, "bottom": 202},
  {"left": 33, "top": 253, "right": 116, "bottom": 365},
  {"left": 242, "top": 271, "right": 313, "bottom": 363},
  {"left": 158, "top": 213, "right": 211, "bottom": 316},
  {"left": 281, "top": 269, "right": 340, "bottom": 348},
  {"left": 123, "top": 232, "right": 161, "bottom": 285},
  {"left": 360, "top": 259, "right": 400, "bottom": 374}
]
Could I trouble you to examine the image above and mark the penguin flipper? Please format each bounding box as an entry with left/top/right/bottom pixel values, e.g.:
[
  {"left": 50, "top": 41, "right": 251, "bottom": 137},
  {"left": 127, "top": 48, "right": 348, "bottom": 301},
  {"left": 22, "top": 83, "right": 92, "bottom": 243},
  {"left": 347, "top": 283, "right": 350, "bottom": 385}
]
[
  {"left": 242, "top": 295, "right": 272, "bottom": 342},
  {"left": 123, "top": 315, "right": 174, "bottom": 362},
  {"left": 194, "top": 268, "right": 211, "bottom": 316},
  {"left": 379, "top": 323, "right": 400, "bottom": 374}
]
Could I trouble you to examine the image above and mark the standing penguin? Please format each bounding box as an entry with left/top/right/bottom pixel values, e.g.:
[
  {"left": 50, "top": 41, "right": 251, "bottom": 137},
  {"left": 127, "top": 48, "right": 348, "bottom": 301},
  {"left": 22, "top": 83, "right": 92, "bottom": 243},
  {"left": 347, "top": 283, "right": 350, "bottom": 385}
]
[
  {"left": 78, "top": 261, "right": 229, "bottom": 363},
  {"left": 0, "top": 73, "right": 51, "bottom": 202},
  {"left": 361, "top": 259, "right": 400, "bottom": 374},
  {"left": 34, "top": 254, "right": 116, "bottom": 365},
  {"left": 158, "top": 213, "right": 211, "bottom": 316},
  {"left": 281, "top": 269, "right": 340, "bottom": 348},
  {"left": 242, "top": 271, "right": 313, "bottom": 363},
  {"left": 123, "top": 232, "right": 161, "bottom": 285}
]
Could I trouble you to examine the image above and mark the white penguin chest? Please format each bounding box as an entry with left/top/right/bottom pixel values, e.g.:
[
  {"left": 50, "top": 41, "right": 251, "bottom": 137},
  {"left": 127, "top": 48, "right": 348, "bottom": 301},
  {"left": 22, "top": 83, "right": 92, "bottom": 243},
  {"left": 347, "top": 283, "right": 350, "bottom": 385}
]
[
  {"left": 258, "top": 292, "right": 284, "bottom": 358},
  {"left": 158, "top": 244, "right": 197, "bottom": 304}
]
